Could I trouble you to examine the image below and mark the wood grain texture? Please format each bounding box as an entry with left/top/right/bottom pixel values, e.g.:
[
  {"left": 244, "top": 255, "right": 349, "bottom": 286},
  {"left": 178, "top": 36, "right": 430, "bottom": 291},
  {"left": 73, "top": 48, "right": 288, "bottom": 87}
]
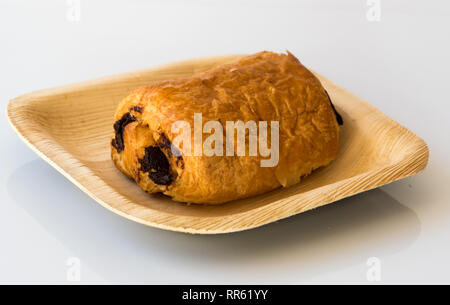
[{"left": 6, "top": 55, "right": 429, "bottom": 234}]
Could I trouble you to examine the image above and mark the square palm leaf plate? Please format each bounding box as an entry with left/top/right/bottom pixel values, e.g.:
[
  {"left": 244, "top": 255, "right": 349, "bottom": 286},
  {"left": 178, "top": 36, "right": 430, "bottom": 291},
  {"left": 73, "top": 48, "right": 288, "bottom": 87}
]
[{"left": 6, "top": 55, "right": 429, "bottom": 234}]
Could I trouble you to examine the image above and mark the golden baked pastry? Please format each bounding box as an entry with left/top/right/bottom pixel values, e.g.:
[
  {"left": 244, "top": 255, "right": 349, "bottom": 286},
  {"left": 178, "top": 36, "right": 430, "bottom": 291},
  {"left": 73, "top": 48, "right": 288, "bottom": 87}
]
[{"left": 111, "top": 51, "right": 342, "bottom": 204}]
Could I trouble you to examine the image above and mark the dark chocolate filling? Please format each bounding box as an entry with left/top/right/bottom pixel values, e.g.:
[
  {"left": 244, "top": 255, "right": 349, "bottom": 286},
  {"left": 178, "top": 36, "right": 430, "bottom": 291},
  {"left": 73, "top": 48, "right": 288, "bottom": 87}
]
[
  {"left": 159, "top": 133, "right": 184, "bottom": 169},
  {"left": 112, "top": 112, "right": 136, "bottom": 152},
  {"left": 159, "top": 133, "right": 172, "bottom": 153},
  {"left": 325, "top": 90, "right": 343, "bottom": 125},
  {"left": 130, "top": 106, "right": 143, "bottom": 113},
  {"left": 139, "top": 146, "right": 174, "bottom": 185}
]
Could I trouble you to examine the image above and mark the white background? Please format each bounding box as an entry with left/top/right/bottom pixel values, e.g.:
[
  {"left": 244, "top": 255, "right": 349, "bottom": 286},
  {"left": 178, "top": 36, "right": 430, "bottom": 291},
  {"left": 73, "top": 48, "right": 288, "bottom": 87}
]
[{"left": 1, "top": 0, "right": 449, "bottom": 284}]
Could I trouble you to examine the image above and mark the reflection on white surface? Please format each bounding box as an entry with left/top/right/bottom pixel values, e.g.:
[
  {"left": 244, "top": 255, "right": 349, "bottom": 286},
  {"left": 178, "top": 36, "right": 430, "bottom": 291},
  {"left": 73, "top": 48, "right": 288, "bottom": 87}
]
[
  {"left": 7, "top": 160, "right": 421, "bottom": 284},
  {"left": 2, "top": 0, "right": 450, "bottom": 284}
]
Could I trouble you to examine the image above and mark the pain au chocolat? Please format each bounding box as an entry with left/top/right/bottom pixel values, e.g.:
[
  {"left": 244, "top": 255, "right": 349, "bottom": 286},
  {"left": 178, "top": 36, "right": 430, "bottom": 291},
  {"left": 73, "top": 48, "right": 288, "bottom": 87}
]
[{"left": 111, "top": 51, "right": 342, "bottom": 204}]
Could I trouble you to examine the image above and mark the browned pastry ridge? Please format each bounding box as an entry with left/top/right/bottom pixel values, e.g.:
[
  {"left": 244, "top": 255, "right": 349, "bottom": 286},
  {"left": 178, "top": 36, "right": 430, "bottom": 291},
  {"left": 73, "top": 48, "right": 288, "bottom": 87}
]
[{"left": 111, "top": 51, "right": 342, "bottom": 204}]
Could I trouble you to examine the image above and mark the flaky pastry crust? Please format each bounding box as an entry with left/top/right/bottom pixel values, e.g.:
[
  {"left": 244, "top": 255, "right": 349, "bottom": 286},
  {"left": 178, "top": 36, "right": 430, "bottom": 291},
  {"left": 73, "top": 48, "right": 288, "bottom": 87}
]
[{"left": 111, "top": 51, "right": 341, "bottom": 204}]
